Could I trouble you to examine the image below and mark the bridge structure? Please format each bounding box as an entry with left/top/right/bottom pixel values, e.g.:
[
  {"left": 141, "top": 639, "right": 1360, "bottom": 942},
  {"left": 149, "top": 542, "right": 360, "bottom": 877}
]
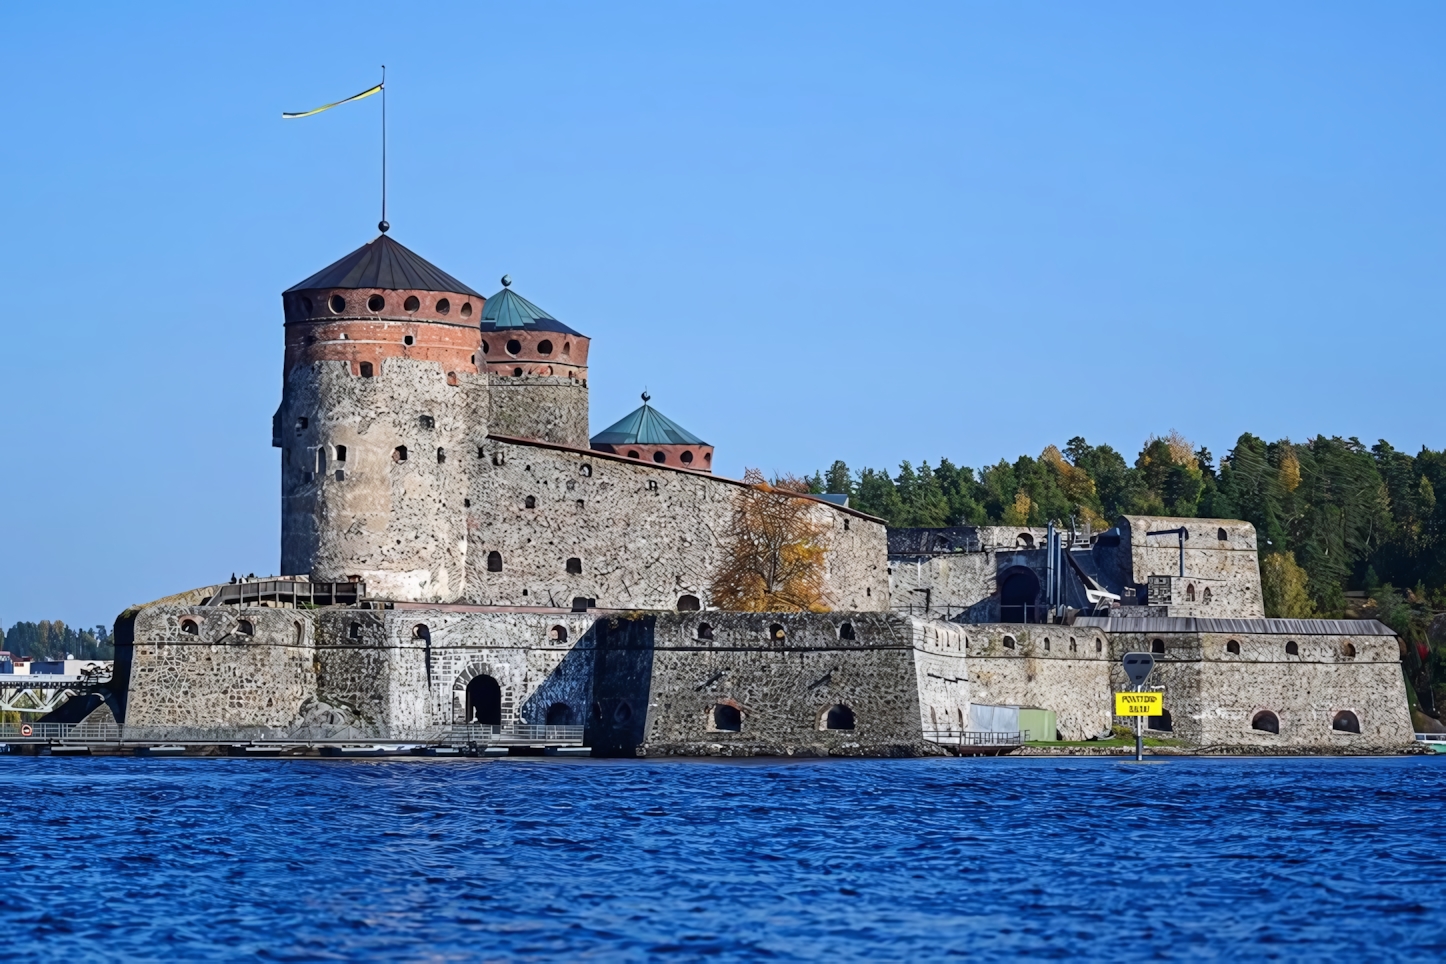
[{"left": 0, "top": 672, "right": 107, "bottom": 715}]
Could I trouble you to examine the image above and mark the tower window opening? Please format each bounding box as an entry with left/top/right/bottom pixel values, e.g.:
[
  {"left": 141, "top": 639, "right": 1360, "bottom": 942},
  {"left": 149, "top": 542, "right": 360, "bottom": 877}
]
[
  {"left": 513, "top": 367, "right": 523, "bottom": 377},
  {"left": 477, "top": 447, "right": 485, "bottom": 459},
  {"left": 1227, "top": 639, "right": 1241, "bottom": 654},
  {"left": 1202, "top": 588, "right": 1212, "bottom": 605},
  {"left": 822, "top": 704, "right": 856, "bottom": 730},
  {"left": 437, "top": 447, "right": 446, "bottom": 464},
  {"left": 404, "top": 295, "right": 420, "bottom": 312},
  {"left": 647, "top": 479, "right": 659, "bottom": 491},
  {"left": 627, "top": 450, "right": 640, "bottom": 459},
  {"left": 712, "top": 704, "right": 742, "bottom": 732},
  {"left": 653, "top": 451, "right": 666, "bottom": 463},
  {"left": 769, "top": 623, "right": 785, "bottom": 641},
  {"left": 1342, "top": 642, "right": 1356, "bottom": 659},
  {"left": 1002, "top": 635, "right": 1016, "bottom": 649},
  {"left": 1185, "top": 584, "right": 1196, "bottom": 602},
  {"left": 419, "top": 415, "right": 434, "bottom": 430},
  {"left": 487, "top": 551, "right": 503, "bottom": 572},
  {"left": 180, "top": 619, "right": 199, "bottom": 635},
  {"left": 1069, "top": 636, "right": 1077, "bottom": 652},
  {"left": 839, "top": 621, "right": 855, "bottom": 640},
  {"left": 1151, "top": 639, "right": 1165, "bottom": 654},
  {"left": 403, "top": 334, "right": 414, "bottom": 346},
  {"left": 844, "top": 518, "right": 849, "bottom": 531},
  {"left": 704, "top": 452, "right": 711, "bottom": 462},
  {"left": 681, "top": 451, "right": 694, "bottom": 464},
  {"left": 296, "top": 417, "right": 308, "bottom": 432},
  {"left": 393, "top": 446, "right": 408, "bottom": 462},
  {"left": 563, "top": 341, "right": 571, "bottom": 356},
  {"left": 349, "top": 622, "right": 361, "bottom": 639},
  {"left": 549, "top": 625, "right": 568, "bottom": 642},
  {"left": 565, "top": 557, "right": 582, "bottom": 574},
  {"left": 1043, "top": 638, "right": 1051, "bottom": 652},
  {"left": 580, "top": 464, "right": 592, "bottom": 477},
  {"left": 300, "top": 296, "right": 313, "bottom": 314},
  {"left": 359, "top": 362, "right": 373, "bottom": 378},
  {"left": 697, "top": 622, "right": 714, "bottom": 641},
  {"left": 1286, "top": 641, "right": 1299, "bottom": 655},
  {"left": 1096, "top": 638, "right": 1103, "bottom": 652},
  {"left": 525, "top": 495, "right": 536, "bottom": 509},
  {"left": 329, "top": 294, "right": 346, "bottom": 314},
  {"left": 335, "top": 445, "right": 346, "bottom": 462},
  {"left": 1218, "top": 527, "right": 1229, "bottom": 541},
  {"left": 460, "top": 302, "right": 473, "bottom": 318},
  {"left": 506, "top": 339, "right": 522, "bottom": 355},
  {"left": 481, "top": 341, "right": 490, "bottom": 355},
  {"left": 538, "top": 339, "right": 553, "bottom": 355},
  {"left": 412, "top": 624, "right": 430, "bottom": 641},
  {"left": 447, "top": 372, "right": 458, "bottom": 386},
  {"left": 335, "top": 469, "right": 345, "bottom": 482},
  {"left": 677, "top": 594, "right": 700, "bottom": 612},
  {"left": 1251, "top": 710, "right": 1280, "bottom": 734},
  {"left": 436, "top": 298, "right": 451, "bottom": 314},
  {"left": 367, "top": 294, "right": 385, "bottom": 312},
  {"left": 236, "top": 619, "right": 253, "bottom": 636},
  {"left": 1332, "top": 710, "right": 1361, "bottom": 733}
]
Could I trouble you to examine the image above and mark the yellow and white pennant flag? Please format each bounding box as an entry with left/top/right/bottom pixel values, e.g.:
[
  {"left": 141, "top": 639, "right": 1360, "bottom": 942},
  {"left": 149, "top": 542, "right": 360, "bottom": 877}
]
[{"left": 282, "top": 83, "right": 383, "bottom": 119}]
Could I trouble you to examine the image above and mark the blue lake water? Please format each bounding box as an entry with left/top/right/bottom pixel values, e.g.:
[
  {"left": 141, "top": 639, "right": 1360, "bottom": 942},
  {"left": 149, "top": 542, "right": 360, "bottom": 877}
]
[{"left": 1, "top": 756, "right": 1444, "bottom": 961}]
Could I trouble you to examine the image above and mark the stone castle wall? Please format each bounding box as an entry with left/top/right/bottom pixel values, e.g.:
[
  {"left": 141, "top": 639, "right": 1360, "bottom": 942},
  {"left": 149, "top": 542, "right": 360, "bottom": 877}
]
[
  {"left": 487, "top": 376, "right": 590, "bottom": 449},
  {"left": 961, "top": 624, "right": 1113, "bottom": 740},
  {"left": 1106, "top": 627, "right": 1413, "bottom": 749},
  {"left": 1115, "top": 516, "right": 1264, "bottom": 617},
  {"left": 278, "top": 356, "right": 485, "bottom": 602},
  {"left": 464, "top": 438, "right": 890, "bottom": 612}
]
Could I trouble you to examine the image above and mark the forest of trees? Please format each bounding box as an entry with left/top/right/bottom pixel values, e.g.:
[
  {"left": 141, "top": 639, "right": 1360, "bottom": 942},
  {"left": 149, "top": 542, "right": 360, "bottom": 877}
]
[
  {"left": 807, "top": 431, "right": 1446, "bottom": 717},
  {"left": 0, "top": 620, "right": 114, "bottom": 660}
]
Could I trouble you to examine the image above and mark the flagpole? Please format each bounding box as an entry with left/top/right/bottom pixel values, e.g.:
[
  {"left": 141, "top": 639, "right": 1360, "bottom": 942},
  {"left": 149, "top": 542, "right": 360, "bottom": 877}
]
[{"left": 379, "top": 65, "right": 389, "bottom": 233}]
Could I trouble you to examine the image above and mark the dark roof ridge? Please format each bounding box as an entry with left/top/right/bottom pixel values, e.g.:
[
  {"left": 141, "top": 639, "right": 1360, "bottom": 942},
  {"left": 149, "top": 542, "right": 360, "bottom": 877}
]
[{"left": 286, "top": 235, "right": 483, "bottom": 296}]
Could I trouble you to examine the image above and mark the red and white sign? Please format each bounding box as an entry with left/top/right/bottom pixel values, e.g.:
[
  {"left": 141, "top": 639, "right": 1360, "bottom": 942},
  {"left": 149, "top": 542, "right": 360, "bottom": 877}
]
[{"left": 19, "top": 724, "right": 33, "bottom": 737}]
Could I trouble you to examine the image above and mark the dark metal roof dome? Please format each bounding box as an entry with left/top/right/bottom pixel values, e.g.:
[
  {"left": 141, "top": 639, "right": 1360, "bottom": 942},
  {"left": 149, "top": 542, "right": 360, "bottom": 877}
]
[
  {"left": 285, "top": 235, "right": 482, "bottom": 296},
  {"left": 591, "top": 397, "right": 707, "bottom": 447},
  {"left": 479, "top": 278, "right": 584, "bottom": 336}
]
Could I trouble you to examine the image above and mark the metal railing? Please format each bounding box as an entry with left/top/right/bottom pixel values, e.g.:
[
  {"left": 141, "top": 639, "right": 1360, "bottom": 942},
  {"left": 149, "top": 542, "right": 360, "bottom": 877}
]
[
  {"left": 0, "top": 721, "right": 584, "bottom": 747},
  {"left": 922, "top": 730, "right": 1022, "bottom": 747},
  {"left": 1414, "top": 732, "right": 1446, "bottom": 743}
]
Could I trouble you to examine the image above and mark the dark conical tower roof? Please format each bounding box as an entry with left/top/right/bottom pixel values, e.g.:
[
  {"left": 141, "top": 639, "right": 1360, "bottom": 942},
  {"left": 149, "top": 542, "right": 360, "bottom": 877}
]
[{"left": 285, "top": 235, "right": 482, "bottom": 296}]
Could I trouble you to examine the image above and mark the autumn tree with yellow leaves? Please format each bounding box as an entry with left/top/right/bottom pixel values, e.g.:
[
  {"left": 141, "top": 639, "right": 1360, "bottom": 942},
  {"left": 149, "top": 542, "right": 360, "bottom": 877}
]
[{"left": 710, "top": 470, "right": 832, "bottom": 612}]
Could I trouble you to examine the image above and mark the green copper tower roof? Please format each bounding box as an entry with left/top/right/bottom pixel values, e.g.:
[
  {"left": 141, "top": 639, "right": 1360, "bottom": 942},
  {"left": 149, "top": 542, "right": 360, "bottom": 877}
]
[
  {"left": 480, "top": 275, "right": 584, "bottom": 336},
  {"left": 591, "top": 395, "right": 708, "bottom": 447}
]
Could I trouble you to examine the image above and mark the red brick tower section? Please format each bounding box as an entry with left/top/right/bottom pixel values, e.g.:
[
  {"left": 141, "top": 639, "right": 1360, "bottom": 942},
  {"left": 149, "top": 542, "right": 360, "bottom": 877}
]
[{"left": 282, "top": 235, "right": 484, "bottom": 381}]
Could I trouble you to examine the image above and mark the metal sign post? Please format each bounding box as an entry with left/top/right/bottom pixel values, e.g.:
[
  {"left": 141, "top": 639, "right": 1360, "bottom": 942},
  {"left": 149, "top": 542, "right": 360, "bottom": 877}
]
[{"left": 1120, "top": 653, "right": 1155, "bottom": 762}]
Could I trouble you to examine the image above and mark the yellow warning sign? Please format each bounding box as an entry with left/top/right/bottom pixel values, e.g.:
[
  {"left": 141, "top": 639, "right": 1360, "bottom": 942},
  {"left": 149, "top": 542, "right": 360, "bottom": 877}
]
[{"left": 1115, "top": 692, "right": 1163, "bottom": 716}]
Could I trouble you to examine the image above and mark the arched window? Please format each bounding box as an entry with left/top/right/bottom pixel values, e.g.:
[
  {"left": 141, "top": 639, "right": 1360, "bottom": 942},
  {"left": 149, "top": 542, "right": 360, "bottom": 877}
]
[
  {"left": 712, "top": 704, "right": 742, "bottom": 732},
  {"left": 1202, "top": 588, "right": 1212, "bottom": 605},
  {"left": 1332, "top": 710, "right": 1361, "bottom": 733},
  {"left": 524, "top": 495, "right": 536, "bottom": 509},
  {"left": 1002, "top": 635, "right": 1016, "bottom": 649},
  {"left": 839, "top": 621, "right": 855, "bottom": 640},
  {"left": 822, "top": 704, "right": 856, "bottom": 730},
  {"left": 1151, "top": 639, "right": 1165, "bottom": 654},
  {"left": 1342, "top": 642, "right": 1356, "bottom": 659},
  {"left": 697, "top": 622, "right": 714, "bottom": 641},
  {"left": 412, "top": 624, "right": 430, "bottom": 641},
  {"left": 565, "top": 557, "right": 582, "bottom": 575},
  {"left": 627, "top": 450, "right": 640, "bottom": 459},
  {"left": 1095, "top": 638, "right": 1103, "bottom": 653},
  {"left": 1069, "top": 636, "right": 1077, "bottom": 652},
  {"left": 465, "top": 675, "right": 502, "bottom": 725},
  {"left": 1147, "top": 709, "right": 1173, "bottom": 732},
  {"left": 1218, "top": 527, "right": 1229, "bottom": 541},
  {"left": 294, "top": 622, "right": 303, "bottom": 646},
  {"left": 1251, "top": 710, "right": 1280, "bottom": 734},
  {"left": 1185, "top": 584, "right": 1196, "bottom": 602},
  {"left": 1043, "top": 638, "right": 1051, "bottom": 652},
  {"left": 436, "top": 447, "right": 446, "bottom": 463},
  {"left": 1285, "top": 641, "right": 1299, "bottom": 656},
  {"left": 1016, "top": 533, "right": 1034, "bottom": 548},
  {"left": 1226, "top": 639, "right": 1241, "bottom": 654},
  {"left": 545, "top": 702, "right": 571, "bottom": 726},
  {"left": 487, "top": 551, "right": 503, "bottom": 572},
  {"left": 769, "top": 623, "right": 785, "bottom": 641},
  {"left": 180, "top": 619, "right": 199, "bottom": 635},
  {"left": 677, "top": 594, "right": 700, "bottom": 612},
  {"left": 393, "top": 445, "right": 407, "bottom": 462},
  {"left": 549, "top": 625, "right": 568, "bottom": 642},
  {"left": 236, "top": 619, "right": 254, "bottom": 636}
]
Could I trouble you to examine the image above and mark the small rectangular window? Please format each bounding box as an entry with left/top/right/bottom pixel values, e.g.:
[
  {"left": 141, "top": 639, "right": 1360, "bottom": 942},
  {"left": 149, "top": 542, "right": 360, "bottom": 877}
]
[
  {"left": 335, "top": 445, "right": 347, "bottom": 462},
  {"left": 295, "top": 416, "right": 308, "bottom": 433}
]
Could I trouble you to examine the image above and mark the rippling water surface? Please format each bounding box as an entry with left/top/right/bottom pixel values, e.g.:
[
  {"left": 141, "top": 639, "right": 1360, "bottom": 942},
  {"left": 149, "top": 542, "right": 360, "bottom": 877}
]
[{"left": 2, "top": 756, "right": 1444, "bottom": 961}]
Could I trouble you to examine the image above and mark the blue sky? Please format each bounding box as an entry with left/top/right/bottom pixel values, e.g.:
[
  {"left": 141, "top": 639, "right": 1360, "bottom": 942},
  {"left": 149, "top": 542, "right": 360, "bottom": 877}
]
[{"left": 1, "top": 2, "right": 1443, "bottom": 628}]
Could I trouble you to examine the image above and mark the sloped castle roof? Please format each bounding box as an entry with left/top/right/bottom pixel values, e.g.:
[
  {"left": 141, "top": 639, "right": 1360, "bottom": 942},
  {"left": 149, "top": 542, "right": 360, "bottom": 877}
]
[
  {"left": 591, "top": 396, "right": 708, "bottom": 447},
  {"left": 480, "top": 277, "right": 584, "bottom": 336},
  {"left": 286, "top": 235, "right": 483, "bottom": 296}
]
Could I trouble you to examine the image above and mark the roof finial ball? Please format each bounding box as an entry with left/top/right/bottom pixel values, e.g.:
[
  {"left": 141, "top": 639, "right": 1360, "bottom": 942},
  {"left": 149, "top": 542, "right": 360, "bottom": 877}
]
[
  {"left": 641, "top": 391, "right": 651, "bottom": 403},
  {"left": 378, "top": 220, "right": 389, "bottom": 233},
  {"left": 501, "top": 274, "right": 511, "bottom": 288}
]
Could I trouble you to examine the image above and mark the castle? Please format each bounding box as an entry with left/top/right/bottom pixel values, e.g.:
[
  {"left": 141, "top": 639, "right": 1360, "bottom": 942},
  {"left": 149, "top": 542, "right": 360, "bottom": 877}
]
[{"left": 99, "top": 232, "right": 1413, "bottom": 754}]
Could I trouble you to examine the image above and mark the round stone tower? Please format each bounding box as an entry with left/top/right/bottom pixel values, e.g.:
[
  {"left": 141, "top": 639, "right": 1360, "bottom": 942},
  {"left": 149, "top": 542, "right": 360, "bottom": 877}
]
[
  {"left": 275, "top": 233, "right": 486, "bottom": 602},
  {"left": 478, "top": 276, "right": 590, "bottom": 447}
]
